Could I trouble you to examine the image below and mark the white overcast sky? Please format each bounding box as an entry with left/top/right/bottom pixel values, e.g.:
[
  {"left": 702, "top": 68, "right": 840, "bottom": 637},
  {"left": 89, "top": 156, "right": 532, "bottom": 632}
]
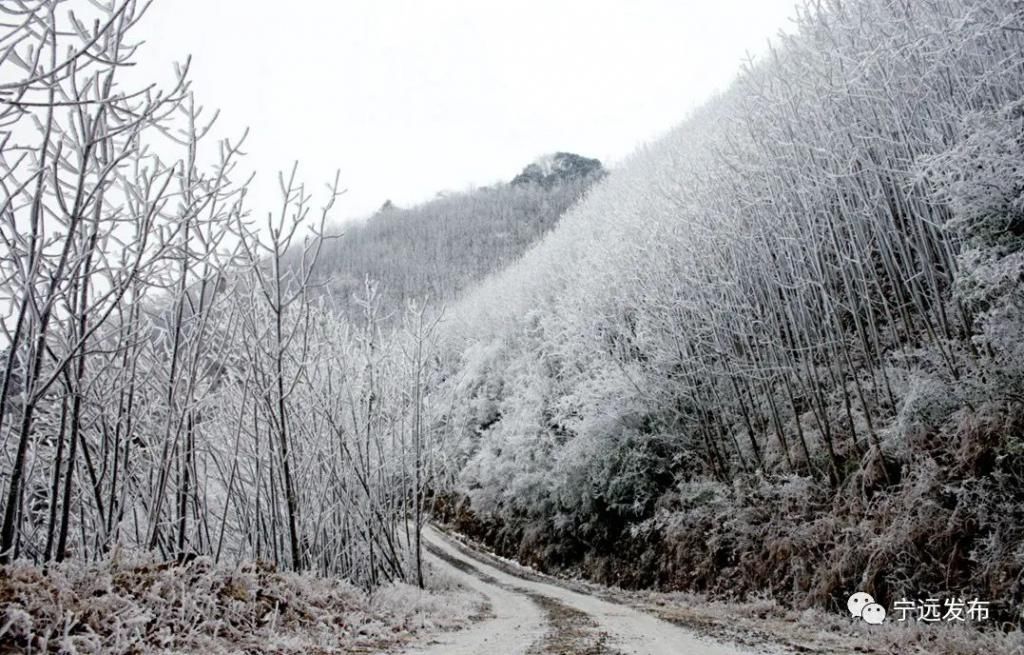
[{"left": 133, "top": 1, "right": 799, "bottom": 223}]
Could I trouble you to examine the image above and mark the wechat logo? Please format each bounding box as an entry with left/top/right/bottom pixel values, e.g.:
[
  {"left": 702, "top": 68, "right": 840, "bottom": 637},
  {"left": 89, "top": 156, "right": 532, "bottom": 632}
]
[{"left": 848, "top": 592, "right": 886, "bottom": 625}]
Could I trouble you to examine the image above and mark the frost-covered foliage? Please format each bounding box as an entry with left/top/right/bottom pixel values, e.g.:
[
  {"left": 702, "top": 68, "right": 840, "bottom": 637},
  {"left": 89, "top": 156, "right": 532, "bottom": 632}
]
[
  {"left": 920, "top": 98, "right": 1024, "bottom": 383},
  {"left": 0, "top": 552, "right": 477, "bottom": 654},
  {"left": 429, "top": 0, "right": 1024, "bottom": 625},
  {"left": 0, "top": 0, "right": 439, "bottom": 591}
]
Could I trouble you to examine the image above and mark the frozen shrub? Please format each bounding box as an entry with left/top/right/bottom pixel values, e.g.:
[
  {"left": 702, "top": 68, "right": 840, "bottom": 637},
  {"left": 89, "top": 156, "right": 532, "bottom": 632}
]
[
  {"left": 897, "top": 375, "right": 960, "bottom": 445},
  {"left": 0, "top": 555, "right": 478, "bottom": 654}
]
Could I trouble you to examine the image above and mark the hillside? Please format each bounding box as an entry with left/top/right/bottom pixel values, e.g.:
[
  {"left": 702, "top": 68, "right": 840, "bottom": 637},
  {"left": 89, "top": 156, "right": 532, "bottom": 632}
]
[
  {"left": 428, "top": 0, "right": 1024, "bottom": 628},
  {"left": 3, "top": 0, "right": 1024, "bottom": 653},
  {"left": 307, "top": 153, "right": 604, "bottom": 319}
]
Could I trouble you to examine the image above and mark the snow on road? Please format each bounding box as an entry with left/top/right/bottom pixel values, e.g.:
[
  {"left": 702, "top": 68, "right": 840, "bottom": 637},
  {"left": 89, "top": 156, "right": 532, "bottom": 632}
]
[
  {"left": 403, "top": 525, "right": 769, "bottom": 655},
  {"left": 398, "top": 527, "right": 545, "bottom": 655}
]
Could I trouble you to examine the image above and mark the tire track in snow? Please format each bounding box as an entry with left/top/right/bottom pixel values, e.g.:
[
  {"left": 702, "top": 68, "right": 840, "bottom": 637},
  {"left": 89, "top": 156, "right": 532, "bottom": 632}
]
[
  {"left": 409, "top": 525, "right": 771, "bottom": 655},
  {"left": 525, "top": 592, "right": 625, "bottom": 655},
  {"left": 417, "top": 540, "right": 620, "bottom": 654},
  {"left": 398, "top": 534, "right": 545, "bottom": 655}
]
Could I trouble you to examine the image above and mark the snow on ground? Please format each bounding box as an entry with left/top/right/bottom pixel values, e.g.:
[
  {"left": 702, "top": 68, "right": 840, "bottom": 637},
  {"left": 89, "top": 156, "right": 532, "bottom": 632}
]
[
  {"left": 436, "top": 527, "right": 1024, "bottom": 655},
  {"left": 397, "top": 528, "right": 545, "bottom": 655},
  {"left": 6, "top": 530, "right": 1015, "bottom": 655},
  {"left": 625, "top": 589, "right": 1024, "bottom": 655},
  {"left": 408, "top": 525, "right": 772, "bottom": 655}
]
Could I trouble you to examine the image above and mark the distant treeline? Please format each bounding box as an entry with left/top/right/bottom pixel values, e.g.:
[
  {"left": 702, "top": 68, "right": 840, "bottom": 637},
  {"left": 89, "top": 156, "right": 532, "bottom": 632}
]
[{"left": 302, "top": 152, "right": 604, "bottom": 320}]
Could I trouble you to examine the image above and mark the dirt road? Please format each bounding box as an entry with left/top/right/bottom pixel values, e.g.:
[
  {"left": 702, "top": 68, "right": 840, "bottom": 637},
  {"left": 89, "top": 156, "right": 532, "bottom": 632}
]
[{"left": 402, "top": 526, "right": 773, "bottom": 655}]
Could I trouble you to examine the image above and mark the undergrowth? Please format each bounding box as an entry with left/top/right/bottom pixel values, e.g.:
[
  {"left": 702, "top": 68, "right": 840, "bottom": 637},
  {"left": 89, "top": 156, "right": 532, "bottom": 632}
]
[
  {"left": 0, "top": 550, "right": 476, "bottom": 654},
  {"left": 438, "top": 394, "right": 1024, "bottom": 640}
]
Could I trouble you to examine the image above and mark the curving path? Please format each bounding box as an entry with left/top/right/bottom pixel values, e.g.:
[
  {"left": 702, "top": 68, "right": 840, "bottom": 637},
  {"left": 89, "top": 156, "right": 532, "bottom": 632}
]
[{"left": 401, "top": 525, "right": 771, "bottom": 655}]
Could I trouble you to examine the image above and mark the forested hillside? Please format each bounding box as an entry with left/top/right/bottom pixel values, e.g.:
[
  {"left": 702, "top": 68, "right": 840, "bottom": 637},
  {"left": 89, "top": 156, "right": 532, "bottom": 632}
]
[
  {"left": 0, "top": 1, "right": 610, "bottom": 647},
  {"left": 430, "top": 0, "right": 1024, "bottom": 622},
  {"left": 306, "top": 152, "right": 604, "bottom": 318},
  {"left": 4, "top": 0, "right": 1024, "bottom": 652}
]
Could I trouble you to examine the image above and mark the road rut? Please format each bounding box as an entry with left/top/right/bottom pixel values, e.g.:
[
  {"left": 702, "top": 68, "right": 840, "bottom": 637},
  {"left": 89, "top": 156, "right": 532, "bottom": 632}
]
[{"left": 402, "top": 526, "right": 768, "bottom": 655}]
